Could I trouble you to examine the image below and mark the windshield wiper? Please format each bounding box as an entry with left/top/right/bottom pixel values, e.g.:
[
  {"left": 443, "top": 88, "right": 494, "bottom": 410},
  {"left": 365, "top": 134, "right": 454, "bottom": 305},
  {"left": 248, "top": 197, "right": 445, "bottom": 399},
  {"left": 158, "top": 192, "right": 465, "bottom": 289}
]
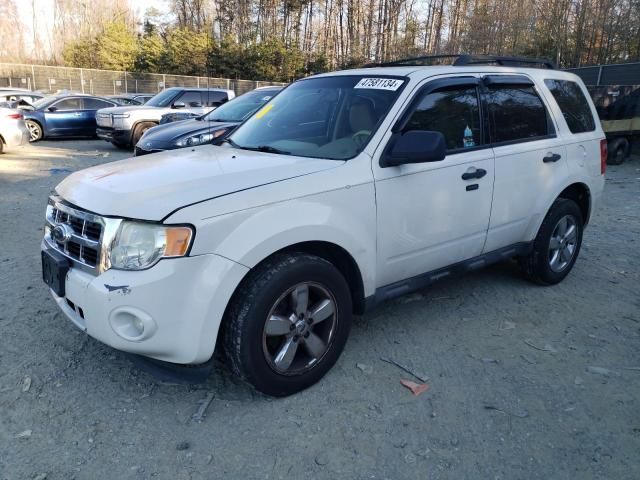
[
  {"left": 254, "top": 145, "right": 291, "bottom": 155},
  {"left": 221, "top": 139, "right": 290, "bottom": 155}
]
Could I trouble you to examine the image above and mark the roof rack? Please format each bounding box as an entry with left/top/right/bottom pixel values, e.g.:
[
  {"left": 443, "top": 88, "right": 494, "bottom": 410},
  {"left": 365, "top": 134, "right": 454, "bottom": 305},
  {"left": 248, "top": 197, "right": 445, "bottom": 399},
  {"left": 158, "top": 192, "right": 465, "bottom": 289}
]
[{"left": 367, "top": 54, "right": 556, "bottom": 70}]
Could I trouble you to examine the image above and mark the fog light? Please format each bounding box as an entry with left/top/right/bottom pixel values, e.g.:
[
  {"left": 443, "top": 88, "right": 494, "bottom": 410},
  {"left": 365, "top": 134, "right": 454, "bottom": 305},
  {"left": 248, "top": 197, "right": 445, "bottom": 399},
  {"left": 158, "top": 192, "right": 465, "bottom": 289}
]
[{"left": 109, "top": 307, "right": 156, "bottom": 342}]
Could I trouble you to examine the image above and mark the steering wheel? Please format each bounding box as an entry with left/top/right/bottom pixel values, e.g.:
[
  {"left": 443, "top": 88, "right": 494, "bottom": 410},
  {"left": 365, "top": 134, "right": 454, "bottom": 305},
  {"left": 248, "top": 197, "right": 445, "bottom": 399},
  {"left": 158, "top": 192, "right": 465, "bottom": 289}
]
[{"left": 352, "top": 130, "right": 371, "bottom": 147}]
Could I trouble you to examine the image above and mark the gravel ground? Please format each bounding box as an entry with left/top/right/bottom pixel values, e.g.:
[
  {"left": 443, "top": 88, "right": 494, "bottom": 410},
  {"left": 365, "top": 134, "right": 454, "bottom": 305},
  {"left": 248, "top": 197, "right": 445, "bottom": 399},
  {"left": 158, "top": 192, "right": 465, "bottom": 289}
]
[{"left": 1, "top": 140, "right": 639, "bottom": 480}]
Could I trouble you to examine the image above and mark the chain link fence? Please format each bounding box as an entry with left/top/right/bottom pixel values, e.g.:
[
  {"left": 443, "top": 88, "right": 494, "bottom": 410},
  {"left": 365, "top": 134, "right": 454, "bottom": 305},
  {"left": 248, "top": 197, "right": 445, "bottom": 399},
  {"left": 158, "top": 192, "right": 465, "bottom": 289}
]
[{"left": 0, "top": 63, "right": 286, "bottom": 97}]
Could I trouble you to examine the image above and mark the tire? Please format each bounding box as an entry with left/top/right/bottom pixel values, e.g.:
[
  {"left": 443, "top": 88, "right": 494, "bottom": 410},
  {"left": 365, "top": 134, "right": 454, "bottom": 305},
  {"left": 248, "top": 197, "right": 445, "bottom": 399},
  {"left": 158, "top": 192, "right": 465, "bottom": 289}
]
[
  {"left": 520, "top": 198, "right": 583, "bottom": 285},
  {"left": 131, "top": 122, "right": 156, "bottom": 148},
  {"left": 25, "top": 120, "right": 43, "bottom": 142},
  {"left": 223, "top": 252, "right": 353, "bottom": 397},
  {"left": 111, "top": 141, "right": 130, "bottom": 150},
  {"left": 0, "top": 138, "right": 4, "bottom": 154},
  {"left": 607, "top": 138, "right": 628, "bottom": 165}
]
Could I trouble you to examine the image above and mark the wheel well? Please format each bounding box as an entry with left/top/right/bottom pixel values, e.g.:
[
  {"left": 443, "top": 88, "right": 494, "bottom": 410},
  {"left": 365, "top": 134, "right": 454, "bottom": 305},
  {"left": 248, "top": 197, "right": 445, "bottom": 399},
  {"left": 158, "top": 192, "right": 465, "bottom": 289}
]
[
  {"left": 558, "top": 183, "right": 591, "bottom": 225},
  {"left": 272, "top": 241, "right": 367, "bottom": 315}
]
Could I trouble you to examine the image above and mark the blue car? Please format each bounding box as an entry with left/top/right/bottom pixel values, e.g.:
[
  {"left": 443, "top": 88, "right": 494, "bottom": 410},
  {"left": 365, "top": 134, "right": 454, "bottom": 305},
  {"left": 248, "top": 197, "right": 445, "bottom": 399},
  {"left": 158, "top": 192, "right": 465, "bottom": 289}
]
[{"left": 23, "top": 95, "right": 118, "bottom": 142}]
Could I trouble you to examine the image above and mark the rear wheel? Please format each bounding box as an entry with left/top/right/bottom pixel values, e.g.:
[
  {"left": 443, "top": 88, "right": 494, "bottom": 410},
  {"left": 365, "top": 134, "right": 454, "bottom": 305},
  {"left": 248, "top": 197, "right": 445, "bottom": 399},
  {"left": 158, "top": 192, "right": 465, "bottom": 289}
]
[
  {"left": 26, "top": 120, "right": 43, "bottom": 142},
  {"left": 607, "top": 138, "right": 628, "bottom": 165},
  {"left": 520, "top": 198, "right": 583, "bottom": 285},
  {"left": 131, "top": 122, "right": 156, "bottom": 148},
  {"left": 223, "top": 252, "right": 352, "bottom": 396}
]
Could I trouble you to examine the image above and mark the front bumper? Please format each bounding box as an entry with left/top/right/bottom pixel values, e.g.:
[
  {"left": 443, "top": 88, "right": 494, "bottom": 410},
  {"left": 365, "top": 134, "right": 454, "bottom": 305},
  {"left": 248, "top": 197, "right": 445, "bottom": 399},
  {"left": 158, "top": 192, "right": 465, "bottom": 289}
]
[
  {"left": 96, "top": 127, "right": 130, "bottom": 145},
  {"left": 46, "top": 251, "right": 249, "bottom": 364}
]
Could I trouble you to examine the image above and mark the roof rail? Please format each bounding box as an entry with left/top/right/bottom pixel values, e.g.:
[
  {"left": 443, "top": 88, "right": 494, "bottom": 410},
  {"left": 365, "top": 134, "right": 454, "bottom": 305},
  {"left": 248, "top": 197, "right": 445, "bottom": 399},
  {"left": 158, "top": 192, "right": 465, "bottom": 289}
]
[{"left": 367, "top": 54, "right": 556, "bottom": 70}]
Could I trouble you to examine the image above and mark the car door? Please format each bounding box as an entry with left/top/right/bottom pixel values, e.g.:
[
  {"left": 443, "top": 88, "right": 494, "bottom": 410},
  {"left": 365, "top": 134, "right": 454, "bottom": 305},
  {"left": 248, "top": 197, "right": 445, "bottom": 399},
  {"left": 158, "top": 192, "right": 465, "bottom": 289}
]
[
  {"left": 481, "top": 75, "right": 568, "bottom": 253},
  {"left": 373, "top": 77, "right": 495, "bottom": 288},
  {"left": 80, "top": 98, "right": 115, "bottom": 135},
  {"left": 44, "top": 97, "right": 85, "bottom": 136}
]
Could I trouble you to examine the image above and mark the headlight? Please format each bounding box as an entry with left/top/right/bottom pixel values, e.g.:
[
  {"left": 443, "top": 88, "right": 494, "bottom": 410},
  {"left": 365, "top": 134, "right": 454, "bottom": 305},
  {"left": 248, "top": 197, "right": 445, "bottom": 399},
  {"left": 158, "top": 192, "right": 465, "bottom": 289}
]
[
  {"left": 108, "top": 221, "right": 194, "bottom": 271},
  {"left": 175, "top": 129, "right": 226, "bottom": 147}
]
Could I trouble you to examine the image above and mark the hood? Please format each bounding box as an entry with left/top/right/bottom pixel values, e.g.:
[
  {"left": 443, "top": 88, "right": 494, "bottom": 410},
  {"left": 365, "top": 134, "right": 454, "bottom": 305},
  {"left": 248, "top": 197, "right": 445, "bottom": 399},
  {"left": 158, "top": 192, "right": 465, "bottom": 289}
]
[
  {"left": 140, "top": 119, "right": 236, "bottom": 148},
  {"left": 56, "top": 146, "right": 343, "bottom": 221},
  {"left": 97, "top": 105, "right": 159, "bottom": 115}
]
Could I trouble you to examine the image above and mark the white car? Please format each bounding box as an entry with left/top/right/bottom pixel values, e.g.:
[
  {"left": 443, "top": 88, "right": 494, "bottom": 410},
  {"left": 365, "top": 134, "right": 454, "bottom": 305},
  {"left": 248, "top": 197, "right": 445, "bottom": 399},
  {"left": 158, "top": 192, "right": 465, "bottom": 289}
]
[
  {"left": 42, "top": 56, "right": 606, "bottom": 396},
  {"left": 0, "top": 107, "right": 29, "bottom": 153},
  {"left": 95, "top": 87, "right": 235, "bottom": 149}
]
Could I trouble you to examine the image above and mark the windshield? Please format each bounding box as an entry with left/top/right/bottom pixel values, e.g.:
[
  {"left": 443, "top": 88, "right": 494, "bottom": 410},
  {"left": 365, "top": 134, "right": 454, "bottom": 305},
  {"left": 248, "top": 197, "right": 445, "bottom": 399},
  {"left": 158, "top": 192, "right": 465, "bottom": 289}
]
[
  {"left": 204, "top": 90, "right": 280, "bottom": 122},
  {"left": 227, "top": 75, "right": 406, "bottom": 160},
  {"left": 32, "top": 96, "right": 59, "bottom": 110},
  {"left": 146, "top": 89, "right": 180, "bottom": 107}
]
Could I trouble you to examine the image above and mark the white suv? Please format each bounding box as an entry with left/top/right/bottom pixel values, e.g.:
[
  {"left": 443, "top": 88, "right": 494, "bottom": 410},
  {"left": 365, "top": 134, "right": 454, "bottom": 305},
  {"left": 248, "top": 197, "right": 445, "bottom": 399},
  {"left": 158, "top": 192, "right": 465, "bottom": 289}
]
[{"left": 42, "top": 56, "right": 606, "bottom": 396}]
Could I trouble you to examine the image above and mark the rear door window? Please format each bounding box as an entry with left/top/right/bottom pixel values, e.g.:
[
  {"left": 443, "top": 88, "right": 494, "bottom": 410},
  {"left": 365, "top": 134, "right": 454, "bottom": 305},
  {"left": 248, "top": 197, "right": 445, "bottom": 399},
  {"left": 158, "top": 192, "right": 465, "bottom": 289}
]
[
  {"left": 544, "top": 79, "right": 596, "bottom": 133},
  {"left": 486, "top": 86, "right": 551, "bottom": 143},
  {"left": 404, "top": 86, "right": 482, "bottom": 151}
]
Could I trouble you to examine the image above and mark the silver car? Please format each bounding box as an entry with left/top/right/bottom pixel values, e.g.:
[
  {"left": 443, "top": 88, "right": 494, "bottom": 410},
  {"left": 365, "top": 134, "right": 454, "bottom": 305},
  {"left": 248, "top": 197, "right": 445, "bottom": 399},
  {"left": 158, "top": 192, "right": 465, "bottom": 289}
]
[{"left": 0, "top": 107, "right": 29, "bottom": 153}]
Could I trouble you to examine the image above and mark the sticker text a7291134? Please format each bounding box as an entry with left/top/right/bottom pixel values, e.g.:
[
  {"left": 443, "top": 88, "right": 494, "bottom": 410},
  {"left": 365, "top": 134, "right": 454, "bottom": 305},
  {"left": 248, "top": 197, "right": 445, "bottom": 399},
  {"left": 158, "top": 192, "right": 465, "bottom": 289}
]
[{"left": 354, "top": 78, "right": 404, "bottom": 91}]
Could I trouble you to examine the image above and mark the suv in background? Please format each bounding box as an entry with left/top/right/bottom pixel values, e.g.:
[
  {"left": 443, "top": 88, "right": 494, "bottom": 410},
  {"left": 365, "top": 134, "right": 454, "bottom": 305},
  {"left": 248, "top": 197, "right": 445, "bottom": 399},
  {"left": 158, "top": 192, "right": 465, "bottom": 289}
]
[
  {"left": 41, "top": 56, "right": 605, "bottom": 396},
  {"left": 96, "top": 87, "right": 235, "bottom": 149}
]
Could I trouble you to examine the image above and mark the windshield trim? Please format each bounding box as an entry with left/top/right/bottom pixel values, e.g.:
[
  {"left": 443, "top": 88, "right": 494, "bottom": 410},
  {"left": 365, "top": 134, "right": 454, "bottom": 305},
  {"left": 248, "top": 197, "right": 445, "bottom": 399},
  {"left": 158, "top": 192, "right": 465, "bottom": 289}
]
[{"left": 227, "top": 74, "right": 409, "bottom": 161}]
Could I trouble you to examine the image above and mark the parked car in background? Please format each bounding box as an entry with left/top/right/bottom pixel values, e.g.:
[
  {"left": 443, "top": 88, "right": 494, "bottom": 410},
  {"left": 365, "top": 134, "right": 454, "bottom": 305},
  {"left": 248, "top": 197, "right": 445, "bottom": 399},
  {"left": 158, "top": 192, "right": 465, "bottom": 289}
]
[
  {"left": 109, "top": 93, "right": 154, "bottom": 106},
  {"left": 96, "top": 87, "right": 235, "bottom": 149},
  {"left": 0, "top": 107, "right": 29, "bottom": 153},
  {"left": 0, "top": 90, "right": 46, "bottom": 107},
  {"left": 23, "top": 95, "right": 118, "bottom": 142},
  {"left": 136, "top": 87, "right": 282, "bottom": 155}
]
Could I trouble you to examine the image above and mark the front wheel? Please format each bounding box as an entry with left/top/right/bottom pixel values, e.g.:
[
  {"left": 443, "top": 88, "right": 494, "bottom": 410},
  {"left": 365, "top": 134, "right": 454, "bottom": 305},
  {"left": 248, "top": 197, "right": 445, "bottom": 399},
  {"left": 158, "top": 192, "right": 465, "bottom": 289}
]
[
  {"left": 520, "top": 198, "right": 583, "bottom": 285},
  {"left": 25, "top": 120, "right": 43, "bottom": 142},
  {"left": 223, "top": 253, "right": 352, "bottom": 396}
]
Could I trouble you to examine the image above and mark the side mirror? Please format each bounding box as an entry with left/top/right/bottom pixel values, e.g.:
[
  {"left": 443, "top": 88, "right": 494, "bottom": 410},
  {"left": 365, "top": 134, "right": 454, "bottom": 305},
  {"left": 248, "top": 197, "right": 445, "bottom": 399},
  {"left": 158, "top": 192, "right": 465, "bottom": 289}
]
[
  {"left": 380, "top": 130, "right": 446, "bottom": 167},
  {"left": 47, "top": 106, "right": 58, "bottom": 112},
  {"left": 172, "top": 101, "right": 186, "bottom": 109}
]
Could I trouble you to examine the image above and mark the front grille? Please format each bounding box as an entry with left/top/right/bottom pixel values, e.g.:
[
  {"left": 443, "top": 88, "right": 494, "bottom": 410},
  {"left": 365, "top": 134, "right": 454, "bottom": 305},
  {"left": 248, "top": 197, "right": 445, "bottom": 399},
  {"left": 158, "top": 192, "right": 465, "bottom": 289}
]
[
  {"left": 96, "top": 113, "right": 112, "bottom": 128},
  {"left": 45, "top": 199, "right": 104, "bottom": 270}
]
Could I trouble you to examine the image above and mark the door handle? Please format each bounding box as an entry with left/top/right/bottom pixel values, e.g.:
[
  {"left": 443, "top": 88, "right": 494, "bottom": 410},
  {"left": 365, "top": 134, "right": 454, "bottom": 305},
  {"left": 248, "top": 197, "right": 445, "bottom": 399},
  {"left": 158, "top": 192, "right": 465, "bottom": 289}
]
[
  {"left": 461, "top": 167, "right": 487, "bottom": 180},
  {"left": 74, "top": 112, "right": 82, "bottom": 116},
  {"left": 543, "top": 153, "right": 561, "bottom": 163}
]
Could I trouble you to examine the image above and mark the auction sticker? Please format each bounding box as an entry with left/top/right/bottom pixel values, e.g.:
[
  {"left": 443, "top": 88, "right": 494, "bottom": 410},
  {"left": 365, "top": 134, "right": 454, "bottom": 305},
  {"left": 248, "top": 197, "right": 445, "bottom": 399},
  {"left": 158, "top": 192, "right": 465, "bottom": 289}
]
[{"left": 354, "top": 78, "right": 404, "bottom": 91}]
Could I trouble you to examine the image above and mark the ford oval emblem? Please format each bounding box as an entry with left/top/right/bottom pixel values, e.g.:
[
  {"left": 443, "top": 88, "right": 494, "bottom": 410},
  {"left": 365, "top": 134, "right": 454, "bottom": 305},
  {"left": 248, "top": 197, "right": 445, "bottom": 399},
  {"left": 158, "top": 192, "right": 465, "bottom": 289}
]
[{"left": 51, "top": 224, "right": 74, "bottom": 244}]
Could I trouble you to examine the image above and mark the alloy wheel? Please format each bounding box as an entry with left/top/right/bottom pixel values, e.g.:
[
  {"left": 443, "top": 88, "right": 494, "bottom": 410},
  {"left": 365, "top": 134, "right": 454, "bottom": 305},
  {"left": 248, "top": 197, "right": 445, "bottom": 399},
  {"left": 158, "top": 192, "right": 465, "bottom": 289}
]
[
  {"left": 548, "top": 214, "right": 578, "bottom": 272},
  {"left": 26, "top": 121, "right": 41, "bottom": 142},
  {"left": 262, "top": 282, "right": 338, "bottom": 375}
]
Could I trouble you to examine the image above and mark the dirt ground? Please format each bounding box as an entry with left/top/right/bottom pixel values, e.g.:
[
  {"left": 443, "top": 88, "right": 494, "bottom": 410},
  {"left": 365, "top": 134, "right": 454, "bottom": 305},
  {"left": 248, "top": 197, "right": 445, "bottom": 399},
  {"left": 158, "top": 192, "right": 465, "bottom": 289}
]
[{"left": 1, "top": 139, "right": 639, "bottom": 480}]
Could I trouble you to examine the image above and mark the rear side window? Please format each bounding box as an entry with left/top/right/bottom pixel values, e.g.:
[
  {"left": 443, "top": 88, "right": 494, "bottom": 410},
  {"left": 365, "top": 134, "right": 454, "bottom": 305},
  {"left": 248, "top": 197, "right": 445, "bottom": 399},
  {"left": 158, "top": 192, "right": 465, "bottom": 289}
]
[
  {"left": 84, "top": 98, "right": 114, "bottom": 110},
  {"left": 203, "top": 91, "right": 229, "bottom": 106},
  {"left": 486, "top": 86, "right": 550, "bottom": 143},
  {"left": 176, "top": 91, "right": 203, "bottom": 107},
  {"left": 405, "top": 87, "right": 481, "bottom": 151},
  {"left": 544, "top": 79, "right": 596, "bottom": 133}
]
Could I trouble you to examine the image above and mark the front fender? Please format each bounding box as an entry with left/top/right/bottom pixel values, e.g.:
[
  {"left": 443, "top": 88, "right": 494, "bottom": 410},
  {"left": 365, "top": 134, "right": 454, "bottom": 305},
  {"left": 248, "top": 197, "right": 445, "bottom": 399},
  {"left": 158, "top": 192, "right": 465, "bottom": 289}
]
[{"left": 171, "top": 181, "right": 377, "bottom": 296}]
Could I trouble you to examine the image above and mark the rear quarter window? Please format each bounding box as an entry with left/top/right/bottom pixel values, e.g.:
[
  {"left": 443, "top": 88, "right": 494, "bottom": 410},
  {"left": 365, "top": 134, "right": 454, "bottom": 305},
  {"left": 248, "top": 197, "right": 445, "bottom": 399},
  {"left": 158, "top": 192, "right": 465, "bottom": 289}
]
[{"left": 544, "top": 79, "right": 596, "bottom": 133}]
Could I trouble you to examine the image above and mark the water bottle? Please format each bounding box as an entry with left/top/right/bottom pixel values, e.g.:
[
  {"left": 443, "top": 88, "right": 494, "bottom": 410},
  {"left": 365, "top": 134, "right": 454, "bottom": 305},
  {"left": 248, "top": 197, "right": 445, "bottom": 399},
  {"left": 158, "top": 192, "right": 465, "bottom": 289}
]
[{"left": 463, "top": 125, "right": 475, "bottom": 148}]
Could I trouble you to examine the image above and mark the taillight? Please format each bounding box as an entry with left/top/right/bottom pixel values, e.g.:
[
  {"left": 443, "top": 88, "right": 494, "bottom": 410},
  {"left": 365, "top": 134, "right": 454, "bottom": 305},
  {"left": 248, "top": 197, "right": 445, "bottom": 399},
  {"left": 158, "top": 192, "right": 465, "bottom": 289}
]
[
  {"left": 600, "top": 139, "right": 607, "bottom": 175},
  {"left": 7, "top": 113, "right": 23, "bottom": 120}
]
